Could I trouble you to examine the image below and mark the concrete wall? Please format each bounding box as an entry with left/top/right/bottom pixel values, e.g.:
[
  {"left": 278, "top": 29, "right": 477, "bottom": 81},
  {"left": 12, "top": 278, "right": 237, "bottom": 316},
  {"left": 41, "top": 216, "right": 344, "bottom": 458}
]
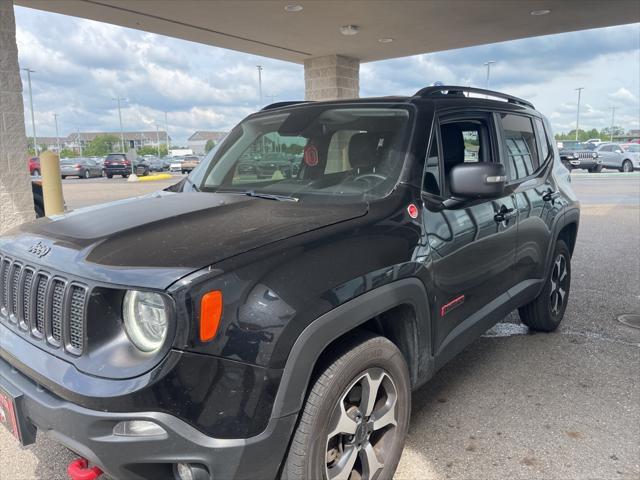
[
  {"left": 304, "top": 55, "right": 359, "bottom": 101},
  {"left": 0, "top": 0, "right": 34, "bottom": 233}
]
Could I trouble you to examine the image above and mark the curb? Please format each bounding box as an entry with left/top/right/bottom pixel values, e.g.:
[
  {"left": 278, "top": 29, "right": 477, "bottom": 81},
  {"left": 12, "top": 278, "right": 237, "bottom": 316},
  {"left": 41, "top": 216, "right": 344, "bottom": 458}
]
[{"left": 137, "top": 174, "right": 174, "bottom": 182}]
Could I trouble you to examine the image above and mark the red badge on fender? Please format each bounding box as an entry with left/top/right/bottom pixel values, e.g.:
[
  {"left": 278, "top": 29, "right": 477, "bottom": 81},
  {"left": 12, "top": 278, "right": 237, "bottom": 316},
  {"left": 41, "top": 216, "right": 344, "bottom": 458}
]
[{"left": 407, "top": 203, "right": 419, "bottom": 219}]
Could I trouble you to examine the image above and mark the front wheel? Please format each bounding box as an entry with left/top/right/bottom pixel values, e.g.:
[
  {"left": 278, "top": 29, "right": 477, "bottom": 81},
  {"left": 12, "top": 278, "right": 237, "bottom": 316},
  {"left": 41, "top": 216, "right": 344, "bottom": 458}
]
[
  {"left": 519, "top": 239, "right": 571, "bottom": 332},
  {"left": 284, "top": 334, "right": 411, "bottom": 480},
  {"left": 84, "top": 170, "right": 90, "bottom": 179},
  {"left": 621, "top": 160, "right": 633, "bottom": 173}
]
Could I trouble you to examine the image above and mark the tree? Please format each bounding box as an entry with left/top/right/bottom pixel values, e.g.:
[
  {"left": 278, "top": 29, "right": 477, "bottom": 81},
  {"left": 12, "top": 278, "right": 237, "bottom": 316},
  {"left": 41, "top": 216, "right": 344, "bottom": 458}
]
[
  {"left": 84, "top": 135, "right": 121, "bottom": 157},
  {"left": 600, "top": 126, "right": 624, "bottom": 138},
  {"left": 137, "top": 144, "right": 168, "bottom": 157},
  {"left": 204, "top": 139, "right": 216, "bottom": 153},
  {"left": 59, "top": 148, "right": 78, "bottom": 158}
]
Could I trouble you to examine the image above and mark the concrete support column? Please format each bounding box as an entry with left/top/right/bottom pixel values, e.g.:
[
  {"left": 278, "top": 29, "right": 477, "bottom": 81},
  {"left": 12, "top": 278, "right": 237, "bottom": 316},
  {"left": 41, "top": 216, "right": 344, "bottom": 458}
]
[
  {"left": 304, "top": 55, "right": 359, "bottom": 101},
  {"left": 0, "top": 0, "right": 34, "bottom": 233}
]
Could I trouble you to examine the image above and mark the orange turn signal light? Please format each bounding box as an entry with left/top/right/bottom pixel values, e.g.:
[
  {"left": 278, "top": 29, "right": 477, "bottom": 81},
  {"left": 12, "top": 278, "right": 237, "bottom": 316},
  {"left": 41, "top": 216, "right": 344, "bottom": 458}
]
[{"left": 200, "top": 291, "right": 223, "bottom": 342}]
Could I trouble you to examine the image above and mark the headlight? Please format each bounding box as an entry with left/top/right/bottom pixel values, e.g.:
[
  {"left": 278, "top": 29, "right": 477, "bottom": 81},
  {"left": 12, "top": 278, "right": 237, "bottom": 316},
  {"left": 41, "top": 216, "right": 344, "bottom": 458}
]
[
  {"left": 592, "top": 152, "right": 598, "bottom": 159},
  {"left": 123, "top": 290, "right": 169, "bottom": 352}
]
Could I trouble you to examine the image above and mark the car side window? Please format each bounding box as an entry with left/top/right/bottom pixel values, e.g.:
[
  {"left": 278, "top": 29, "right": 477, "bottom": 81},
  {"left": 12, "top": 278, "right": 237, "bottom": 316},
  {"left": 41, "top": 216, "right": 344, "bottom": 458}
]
[
  {"left": 439, "top": 118, "right": 493, "bottom": 195},
  {"left": 499, "top": 113, "right": 539, "bottom": 181},
  {"left": 423, "top": 125, "right": 441, "bottom": 196},
  {"left": 533, "top": 118, "right": 550, "bottom": 162}
]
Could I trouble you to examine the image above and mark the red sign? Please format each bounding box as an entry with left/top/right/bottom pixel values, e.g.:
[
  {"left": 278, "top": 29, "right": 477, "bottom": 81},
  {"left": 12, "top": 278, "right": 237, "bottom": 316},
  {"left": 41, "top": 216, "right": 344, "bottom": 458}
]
[{"left": 303, "top": 144, "right": 319, "bottom": 167}]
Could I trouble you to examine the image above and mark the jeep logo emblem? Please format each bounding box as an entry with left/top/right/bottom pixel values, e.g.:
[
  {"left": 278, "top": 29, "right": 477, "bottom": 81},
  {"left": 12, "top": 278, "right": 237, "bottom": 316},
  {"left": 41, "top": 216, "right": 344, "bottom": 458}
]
[{"left": 28, "top": 241, "right": 51, "bottom": 258}]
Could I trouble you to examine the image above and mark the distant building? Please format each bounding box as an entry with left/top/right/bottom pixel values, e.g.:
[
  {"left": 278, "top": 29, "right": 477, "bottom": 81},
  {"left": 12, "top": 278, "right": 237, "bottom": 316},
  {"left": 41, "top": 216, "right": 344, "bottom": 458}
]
[
  {"left": 187, "top": 131, "right": 227, "bottom": 155},
  {"left": 65, "top": 131, "right": 170, "bottom": 153},
  {"left": 28, "top": 136, "right": 62, "bottom": 152}
]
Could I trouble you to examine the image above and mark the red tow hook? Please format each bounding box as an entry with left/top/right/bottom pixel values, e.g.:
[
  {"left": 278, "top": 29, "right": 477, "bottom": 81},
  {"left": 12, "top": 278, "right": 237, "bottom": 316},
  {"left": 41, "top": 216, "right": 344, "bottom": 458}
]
[{"left": 67, "top": 458, "right": 103, "bottom": 480}]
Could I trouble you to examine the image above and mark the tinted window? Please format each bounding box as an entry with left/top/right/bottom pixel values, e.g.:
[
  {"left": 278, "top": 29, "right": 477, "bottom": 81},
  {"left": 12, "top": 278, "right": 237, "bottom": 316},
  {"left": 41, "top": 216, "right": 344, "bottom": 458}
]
[
  {"left": 423, "top": 127, "right": 440, "bottom": 196},
  {"left": 499, "top": 114, "right": 539, "bottom": 180},
  {"left": 533, "top": 118, "right": 550, "bottom": 162},
  {"left": 439, "top": 119, "right": 492, "bottom": 194}
]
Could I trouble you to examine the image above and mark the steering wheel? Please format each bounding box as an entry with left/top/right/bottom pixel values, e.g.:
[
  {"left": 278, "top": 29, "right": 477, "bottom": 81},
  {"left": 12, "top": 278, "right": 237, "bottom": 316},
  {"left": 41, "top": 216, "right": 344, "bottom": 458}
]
[{"left": 350, "top": 173, "right": 386, "bottom": 188}]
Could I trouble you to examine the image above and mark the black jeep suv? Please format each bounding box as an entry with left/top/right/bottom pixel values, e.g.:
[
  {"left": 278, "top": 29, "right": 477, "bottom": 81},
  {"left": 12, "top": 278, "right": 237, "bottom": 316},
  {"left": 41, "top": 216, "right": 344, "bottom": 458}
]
[{"left": 0, "top": 87, "right": 579, "bottom": 480}]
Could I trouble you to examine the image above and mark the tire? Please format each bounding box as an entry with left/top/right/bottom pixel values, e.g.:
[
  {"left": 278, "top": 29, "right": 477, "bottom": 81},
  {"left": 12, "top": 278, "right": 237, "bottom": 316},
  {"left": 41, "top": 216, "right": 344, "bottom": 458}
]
[
  {"left": 106, "top": 173, "right": 113, "bottom": 179},
  {"left": 284, "top": 334, "right": 411, "bottom": 480},
  {"left": 61, "top": 175, "right": 66, "bottom": 179},
  {"left": 621, "top": 160, "right": 633, "bottom": 173},
  {"left": 32, "top": 169, "right": 40, "bottom": 176},
  {"left": 84, "top": 170, "right": 90, "bottom": 179},
  {"left": 519, "top": 239, "right": 571, "bottom": 332}
]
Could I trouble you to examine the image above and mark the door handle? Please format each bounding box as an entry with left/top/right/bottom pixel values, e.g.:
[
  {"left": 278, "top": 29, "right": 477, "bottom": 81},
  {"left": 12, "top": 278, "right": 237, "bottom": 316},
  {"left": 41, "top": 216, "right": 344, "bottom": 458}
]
[
  {"left": 543, "top": 190, "right": 560, "bottom": 202},
  {"left": 494, "top": 205, "right": 517, "bottom": 223}
]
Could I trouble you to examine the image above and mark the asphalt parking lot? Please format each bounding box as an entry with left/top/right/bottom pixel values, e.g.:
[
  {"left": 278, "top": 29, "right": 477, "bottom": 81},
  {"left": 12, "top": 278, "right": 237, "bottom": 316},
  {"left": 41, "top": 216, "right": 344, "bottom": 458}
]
[{"left": 1, "top": 173, "right": 638, "bottom": 480}]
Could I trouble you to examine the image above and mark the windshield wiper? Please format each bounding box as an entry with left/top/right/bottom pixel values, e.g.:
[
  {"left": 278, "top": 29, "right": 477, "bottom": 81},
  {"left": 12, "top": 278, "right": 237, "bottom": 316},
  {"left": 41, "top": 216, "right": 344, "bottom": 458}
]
[{"left": 216, "top": 189, "right": 299, "bottom": 202}]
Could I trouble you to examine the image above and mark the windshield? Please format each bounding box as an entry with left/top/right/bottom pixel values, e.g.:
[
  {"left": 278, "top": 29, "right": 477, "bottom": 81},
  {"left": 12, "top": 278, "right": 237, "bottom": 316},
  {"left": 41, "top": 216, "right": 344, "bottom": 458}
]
[{"left": 190, "top": 104, "right": 413, "bottom": 202}]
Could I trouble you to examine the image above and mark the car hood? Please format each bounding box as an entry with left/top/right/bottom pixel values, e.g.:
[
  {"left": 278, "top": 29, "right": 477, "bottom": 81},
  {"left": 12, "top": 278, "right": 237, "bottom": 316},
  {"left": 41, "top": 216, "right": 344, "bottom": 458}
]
[{"left": 2, "top": 191, "right": 367, "bottom": 282}]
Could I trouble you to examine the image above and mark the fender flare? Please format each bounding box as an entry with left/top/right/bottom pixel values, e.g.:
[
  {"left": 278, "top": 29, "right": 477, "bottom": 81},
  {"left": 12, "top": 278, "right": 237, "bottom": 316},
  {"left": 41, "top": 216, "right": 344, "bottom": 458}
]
[{"left": 270, "top": 278, "right": 430, "bottom": 419}]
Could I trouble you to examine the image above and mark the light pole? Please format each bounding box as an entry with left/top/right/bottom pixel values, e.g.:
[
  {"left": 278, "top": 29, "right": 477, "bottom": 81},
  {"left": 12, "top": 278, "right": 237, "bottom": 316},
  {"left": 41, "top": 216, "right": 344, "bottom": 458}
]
[
  {"left": 155, "top": 124, "right": 161, "bottom": 157},
  {"left": 164, "top": 111, "right": 169, "bottom": 155},
  {"left": 256, "top": 65, "right": 263, "bottom": 103},
  {"left": 609, "top": 107, "right": 616, "bottom": 142},
  {"left": 76, "top": 128, "right": 83, "bottom": 157},
  {"left": 113, "top": 96, "right": 126, "bottom": 154},
  {"left": 22, "top": 68, "right": 38, "bottom": 155},
  {"left": 574, "top": 87, "right": 584, "bottom": 141},
  {"left": 53, "top": 113, "right": 60, "bottom": 153},
  {"left": 483, "top": 61, "right": 496, "bottom": 90}
]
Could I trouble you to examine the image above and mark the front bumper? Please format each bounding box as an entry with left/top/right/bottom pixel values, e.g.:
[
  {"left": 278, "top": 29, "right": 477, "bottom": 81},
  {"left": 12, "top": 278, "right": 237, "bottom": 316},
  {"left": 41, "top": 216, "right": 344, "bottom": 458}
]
[{"left": 0, "top": 356, "right": 296, "bottom": 480}]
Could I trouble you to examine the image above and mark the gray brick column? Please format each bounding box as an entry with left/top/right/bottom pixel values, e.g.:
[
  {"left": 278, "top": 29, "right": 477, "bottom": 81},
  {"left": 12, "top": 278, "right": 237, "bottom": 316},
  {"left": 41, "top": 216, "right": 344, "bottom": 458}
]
[
  {"left": 0, "top": 0, "right": 33, "bottom": 233},
  {"left": 304, "top": 55, "right": 359, "bottom": 101}
]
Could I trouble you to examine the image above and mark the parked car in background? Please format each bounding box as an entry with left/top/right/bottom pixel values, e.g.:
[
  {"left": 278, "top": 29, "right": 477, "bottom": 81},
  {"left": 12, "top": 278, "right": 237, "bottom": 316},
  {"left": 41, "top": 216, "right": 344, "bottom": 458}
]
[
  {"left": 621, "top": 144, "right": 640, "bottom": 170},
  {"left": 103, "top": 153, "right": 150, "bottom": 178},
  {"left": 561, "top": 142, "right": 602, "bottom": 172},
  {"left": 28, "top": 157, "right": 40, "bottom": 176},
  {"left": 169, "top": 158, "right": 183, "bottom": 173},
  {"left": 60, "top": 158, "right": 104, "bottom": 179},
  {"left": 585, "top": 138, "right": 603, "bottom": 146},
  {"left": 180, "top": 155, "right": 200, "bottom": 174},
  {"left": 147, "top": 157, "right": 166, "bottom": 172},
  {"left": 593, "top": 143, "right": 636, "bottom": 172}
]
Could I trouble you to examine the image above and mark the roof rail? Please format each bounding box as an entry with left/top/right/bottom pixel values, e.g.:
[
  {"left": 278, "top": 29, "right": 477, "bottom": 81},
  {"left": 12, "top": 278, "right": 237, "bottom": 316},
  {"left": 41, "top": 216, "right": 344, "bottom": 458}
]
[
  {"left": 414, "top": 85, "right": 534, "bottom": 109},
  {"left": 261, "top": 101, "right": 313, "bottom": 111}
]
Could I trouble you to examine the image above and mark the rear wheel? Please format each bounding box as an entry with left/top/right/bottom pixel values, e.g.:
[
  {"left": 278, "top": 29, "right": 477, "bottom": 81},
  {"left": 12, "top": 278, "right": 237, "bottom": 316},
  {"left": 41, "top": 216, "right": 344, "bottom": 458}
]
[
  {"left": 84, "top": 170, "right": 90, "bottom": 179},
  {"left": 519, "top": 240, "right": 571, "bottom": 332},
  {"left": 106, "top": 173, "right": 113, "bottom": 179},
  {"left": 621, "top": 160, "right": 633, "bottom": 173},
  {"left": 284, "top": 334, "right": 410, "bottom": 480}
]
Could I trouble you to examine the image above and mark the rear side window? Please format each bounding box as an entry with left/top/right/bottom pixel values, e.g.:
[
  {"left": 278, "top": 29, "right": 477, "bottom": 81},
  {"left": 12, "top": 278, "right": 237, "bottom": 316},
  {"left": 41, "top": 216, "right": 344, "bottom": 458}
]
[
  {"left": 499, "top": 114, "right": 539, "bottom": 181},
  {"left": 533, "top": 118, "right": 550, "bottom": 162}
]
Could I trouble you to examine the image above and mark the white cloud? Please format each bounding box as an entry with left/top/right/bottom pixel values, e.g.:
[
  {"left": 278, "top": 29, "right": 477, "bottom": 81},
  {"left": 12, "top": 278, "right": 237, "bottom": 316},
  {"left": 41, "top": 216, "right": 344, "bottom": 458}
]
[{"left": 14, "top": 6, "right": 640, "bottom": 143}]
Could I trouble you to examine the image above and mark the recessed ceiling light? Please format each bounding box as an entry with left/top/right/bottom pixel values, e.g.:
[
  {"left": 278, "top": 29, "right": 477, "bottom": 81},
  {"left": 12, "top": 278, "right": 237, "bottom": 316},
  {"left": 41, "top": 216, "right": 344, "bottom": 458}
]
[
  {"left": 340, "top": 25, "right": 360, "bottom": 36},
  {"left": 284, "top": 4, "right": 303, "bottom": 12},
  {"left": 530, "top": 9, "right": 551, "bottom": 15},
  {"left": 378, "top": 38, "right": 394, "bottom": 44}
]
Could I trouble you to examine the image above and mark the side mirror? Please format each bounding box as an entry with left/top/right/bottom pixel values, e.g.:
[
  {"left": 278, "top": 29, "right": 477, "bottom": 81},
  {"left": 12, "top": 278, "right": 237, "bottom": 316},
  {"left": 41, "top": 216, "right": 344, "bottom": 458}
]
[{"left": 449, "top": 163, "right": 506, "bottom": 199}]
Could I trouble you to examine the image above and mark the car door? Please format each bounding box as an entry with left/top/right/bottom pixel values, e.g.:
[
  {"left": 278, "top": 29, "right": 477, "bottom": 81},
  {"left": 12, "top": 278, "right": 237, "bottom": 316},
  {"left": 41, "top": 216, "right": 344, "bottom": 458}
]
[
  {"left": 421, "top": 112, "right": 518, "bottom": 364},
  {"left": 496, "top": 113, "right": 562, "bottom": 290}
]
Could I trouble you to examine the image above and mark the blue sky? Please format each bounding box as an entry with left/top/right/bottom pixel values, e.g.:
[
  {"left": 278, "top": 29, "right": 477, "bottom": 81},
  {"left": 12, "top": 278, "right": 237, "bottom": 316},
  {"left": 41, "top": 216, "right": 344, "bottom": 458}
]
[{"left": 15, "top": 6, "right": 640, "bottom": 144}]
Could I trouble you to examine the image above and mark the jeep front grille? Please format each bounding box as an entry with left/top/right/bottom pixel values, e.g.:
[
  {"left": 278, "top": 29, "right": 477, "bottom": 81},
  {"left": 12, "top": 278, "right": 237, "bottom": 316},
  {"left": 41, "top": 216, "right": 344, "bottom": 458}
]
[{"left": 0, "top": 254, "right": 88, "bottom": 356}]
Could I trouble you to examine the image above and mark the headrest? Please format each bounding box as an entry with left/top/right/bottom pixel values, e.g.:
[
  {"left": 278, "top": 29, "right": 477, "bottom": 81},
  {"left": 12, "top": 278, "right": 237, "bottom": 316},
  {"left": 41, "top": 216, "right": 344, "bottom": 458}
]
[
  {"left": 348, "top": 133, "right": 382, "bottom": 169},
  {"left": 440, "top": 124, "right": 464, "bottom": 168}
]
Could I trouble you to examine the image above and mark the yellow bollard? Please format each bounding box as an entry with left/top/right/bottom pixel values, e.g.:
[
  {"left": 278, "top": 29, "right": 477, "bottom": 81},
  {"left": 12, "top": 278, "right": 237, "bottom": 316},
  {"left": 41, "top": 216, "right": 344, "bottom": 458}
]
[{"left": 39, "top": 151, "right": 65, "bottom": 216}]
